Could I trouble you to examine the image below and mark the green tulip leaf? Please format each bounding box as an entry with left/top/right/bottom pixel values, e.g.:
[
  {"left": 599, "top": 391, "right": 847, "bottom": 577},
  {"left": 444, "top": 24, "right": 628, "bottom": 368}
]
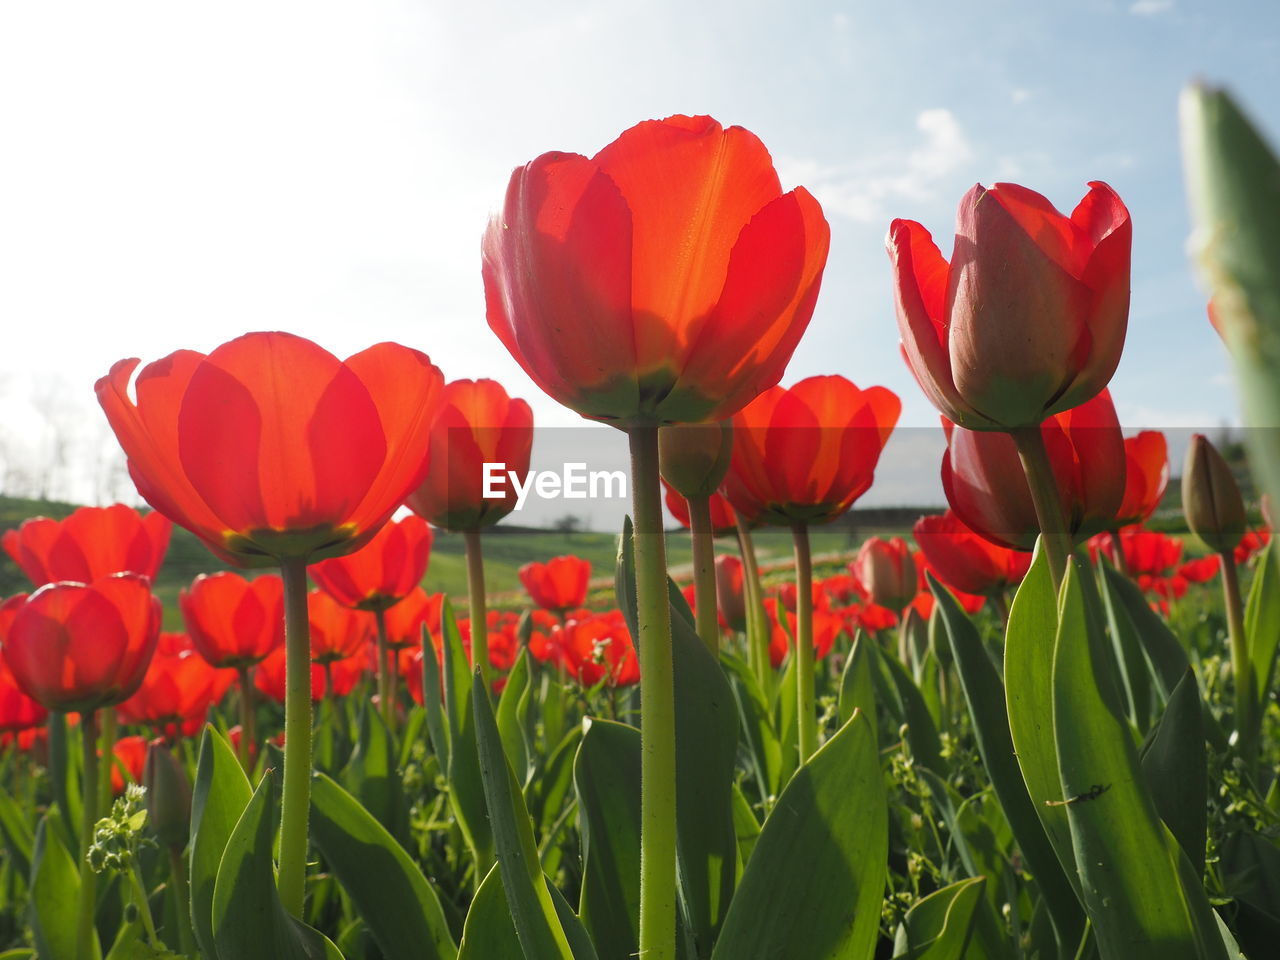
[
  {"left": 30, "top": 813, "right": 91, "bottom": 960},
  {"left": 892, "top": 876, "right": 985, "bottom": 960},
  {"left": 190, "top": 725, "right": 253, "bottom": 960}
]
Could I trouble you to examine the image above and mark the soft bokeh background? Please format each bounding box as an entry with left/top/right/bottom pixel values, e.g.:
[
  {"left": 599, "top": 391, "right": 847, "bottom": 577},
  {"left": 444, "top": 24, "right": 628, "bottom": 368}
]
[{"left": 1, "top": 0, "right": 1276, "bottom": 527}]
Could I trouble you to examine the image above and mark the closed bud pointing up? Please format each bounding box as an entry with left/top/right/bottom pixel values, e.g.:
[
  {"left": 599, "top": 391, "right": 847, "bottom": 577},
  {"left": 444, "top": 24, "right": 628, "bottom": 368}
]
[{"left": 1182, "top": 434, "right": 1246, "bottom": 554}]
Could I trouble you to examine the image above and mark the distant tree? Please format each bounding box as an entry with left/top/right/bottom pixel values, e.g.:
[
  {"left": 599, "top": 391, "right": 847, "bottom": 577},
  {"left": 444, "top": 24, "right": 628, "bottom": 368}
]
[{"left": 553, "top": 514, "right": 585, "bottom": 540}]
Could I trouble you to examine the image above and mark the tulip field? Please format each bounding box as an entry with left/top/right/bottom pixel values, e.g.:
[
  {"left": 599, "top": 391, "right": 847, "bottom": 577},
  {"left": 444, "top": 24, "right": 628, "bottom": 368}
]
[{"left": 2, "top": 88, "right": 1280, "bottom": 960}]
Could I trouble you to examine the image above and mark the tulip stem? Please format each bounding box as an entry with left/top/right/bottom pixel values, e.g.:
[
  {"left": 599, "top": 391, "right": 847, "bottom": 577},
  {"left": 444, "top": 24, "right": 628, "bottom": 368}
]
[
  {"left": 97, "top": 710, "right": 116, "bottom": 818},
  {"left": 464, "top": 529, "right": 493, "bottom": 691},
  {"left": 236, "top": 666, "right": 255, "bottom": 773},
  {"left": 75, "top": 709, "right": 99, "bottom": 960},
  {"left": 1011, "top": 426, "right": 1072, "bottom": 589},
  {"left": 168, "top": 839, "right": 197, "bottom": 955},
  {"left": 48, "top": 712, "right": 73, "bottom": 848},
  {"left": 277, "top": 556, "right": 312, "bottom": 918},
  {"left": 374, "top": 608, "right": 395, "bottom": 730},
  {"left": 1108, "top": 529, "right": 1130, "bottom": 577},
  {"left": 1220, "top": 551, "right": 1258, "bottom": 767},
  {"left": 688, "top": 494, "right": 720, "bottom": 656},
  {"left": 628, "top": 424, "right": 677, "bottom": 960},
  {"left": 736, "top": 513, "right": 771, "bottom": 690},
  {"left": 792, "top": 522, "right": 819, "bottom": 764}
]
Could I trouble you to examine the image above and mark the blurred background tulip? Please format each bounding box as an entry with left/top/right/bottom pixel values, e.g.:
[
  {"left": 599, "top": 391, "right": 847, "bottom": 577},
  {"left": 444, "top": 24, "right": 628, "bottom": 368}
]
[
  {"left": 519, "top": 556, "right": 591, "bottom": 615},
  {"left": 914, "top": 510, "right": 1031, "bottom": 602},
  {"left": 2, "top": 503, "right": 170, "bottom": 587}
]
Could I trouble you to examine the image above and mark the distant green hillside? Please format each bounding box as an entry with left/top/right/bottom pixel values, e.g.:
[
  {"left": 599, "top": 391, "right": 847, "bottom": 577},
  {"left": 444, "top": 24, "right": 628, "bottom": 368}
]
[{"left": 1, "top": 495, "right": 895, "bottom": 629}]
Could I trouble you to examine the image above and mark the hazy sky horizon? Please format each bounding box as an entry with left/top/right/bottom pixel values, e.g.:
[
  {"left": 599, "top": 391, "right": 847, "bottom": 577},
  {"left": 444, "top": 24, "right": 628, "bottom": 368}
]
[{"left": 1, "top": 0, "right": 1276, "bottom": 527}]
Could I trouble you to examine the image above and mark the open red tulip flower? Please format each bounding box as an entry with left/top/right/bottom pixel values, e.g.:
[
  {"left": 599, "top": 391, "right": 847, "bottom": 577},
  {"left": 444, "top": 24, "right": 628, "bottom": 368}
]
[
  {"left": 0, "top": 573, "right": 161, "bottom": 713},
  {"left": 110, "top": 734, "right": 149, "bottom": 795},
  {"left": 1115, "top": 431, "right": 1169, "bottom": 528},
  {"left": 382, "top": 587, "right": 444, "bottom": 651},
  {"left": 484, "top": 115, "right": 830, "bottom": 426},
  {"left": 255, "top": 645, "right": 364, "bottom": 704},
  {"left": 308, "top": 589, "right": 373, "bottom": 665},
  {"left": 662, "top": 481, "right": 739, "bottom": 536},
  {"left": 519, "top": 556, "right": 591, "bottom": 613},
  {"left": 556, "top": 612, "right": 640, "bottom": 688},
  {"left": 941, "top": 389, "right": 1126, "bottom": 551},
  {"left": 914, "top": 511, "right": 1032, "bottom": 599},
  {"left": 405, "top": 379, "right": 533, "bottom": 532},
  {"left": 180, "top": 572, "right": 284, "bottom": 670},
  {"left": 722, "top": 376, "right": 901, "bottom": 526},
  {"left": 96, "top": 331, "right": 444, "bottom": 567},
  {"left": 117, "top": 633, "right": 228, "bottom": 740},
  {"left": 888, "top": 181, "right": 1131, "bottom": 431},
  {"left": 310, "top": 515, "right": 432, "bottom": 611},
  {"left": 3, "top": 504, "right": 171, "bottom": 588},
  {"left": 765, "top": 597, "right": 841, "bottom": 669}
]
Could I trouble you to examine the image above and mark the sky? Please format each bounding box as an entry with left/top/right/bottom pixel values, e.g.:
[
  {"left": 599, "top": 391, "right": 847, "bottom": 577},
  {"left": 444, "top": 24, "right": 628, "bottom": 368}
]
[{"left": 0, "top": 0, "right": 1277, "bottom": 527}]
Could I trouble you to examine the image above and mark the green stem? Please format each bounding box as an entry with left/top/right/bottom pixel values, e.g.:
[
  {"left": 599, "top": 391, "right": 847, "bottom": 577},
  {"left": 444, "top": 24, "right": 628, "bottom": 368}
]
[
  {"left": 1011, "top": 426, "right": 1072, "bottom": 590},
  {"left": 75, "top": 710, "right": 99, "bottom": 960},
  {"left": 688, "top": 494, "right": 720, "bottom": 655},
  {"left": 464, "top": 528, "right": 493, "bottom": 690},
  {"left": 277, "top": 556, "right": 313, "bottom": 918},
  {"left": 128, "top": 859, "right": 160, "bottom": 946},
  {"left": 168, "top": 841, "right": 197, "bottom": 955},
  {"left": 792, "top": 523, "right": 818, "bottom": 763},
  {"left": 1220, "top": 551, "right": 1258, "bottom": 766},
  {"left": 629, "top": 425, "right": 677, "bottom": 960},
  {"left": 98, "top": 710, "right": 116, "bottom": 818},
  {"left": 48, "top": 712, "right": 73, "bottom": 847},
  {"left": 1109, "top": 529, "right": 1129, "bottom": 578},
  {"left": 374, "top": 608, "right": 395, "bottom": 730},
  {"left": 237, "top": 666, "right": 255, "bottom": 774},
  {"left": 736, "top": 513, "right": 770, "bottom": 691}
]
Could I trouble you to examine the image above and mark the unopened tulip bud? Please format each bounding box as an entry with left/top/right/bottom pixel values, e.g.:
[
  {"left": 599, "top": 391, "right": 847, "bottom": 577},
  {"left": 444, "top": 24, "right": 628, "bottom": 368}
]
[
  {"left": 143, "top": 738, "right": 191, "bottom": 849},
  {"left": 714, "top": 555, "right": 747, "bottom": 633},
  {"left": 1182, "top": 434, "right": 1246, "bottom": 554},
  {"left": 898, "top": 606, "right": 928, "bottom": 670},
  {"left": 659, "top": 422, "right": 733, "bottom": 499},
  {"left": 851, "top": 538, "right": 916, "bottom": 613}
]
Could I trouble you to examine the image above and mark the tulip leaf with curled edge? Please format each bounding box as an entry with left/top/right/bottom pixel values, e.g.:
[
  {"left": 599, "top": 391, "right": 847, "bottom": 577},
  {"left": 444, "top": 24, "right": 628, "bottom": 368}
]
[
  {"left": 1182, "top": 85, "right": 1280, "bottom": 516},
  {"left": 471, "top": 669, "right": 583, "bottom": 960},
  {"left": 839, "top": 631, "right": 878, "bottom": 736},
  {"left": 211, "top": 774, "right": 345, "bottom": 960},
  {"left": 1002, "top": 543, "right": 1083, "bottom": 900},
  {"left": 891, "top": 876, "right": 988, "bottom": 960},
  {"left": 190, "top": 725, "right": 253, "bottom": 960},
  {"left": 496, "top": 648, "right": 533, "bottom": 785},
  {"left": 573, "top": 718, "right": 643, "bottom": 960},
  {"left": 614, "top": 514, "right": 744, "bottom": 953},
  {"left": 458, "top": 864, "right": 599, "bottom": 960},
  {"left": 342, "top": 700, "right": 408, "bottom": 846},
  {"left": 1139, "top": 669, "right": 1208, "bottom": 879},
  {"left": 1052, "top": 559, "right": 1226, "bottom": 960},
  {"left": 30, "top": 813, "right": 88, "bottom": 960},
  {"left": 710, "top": 710, "right": 886, "bottom": 960},
  {"left": 309, "top": 773, "right": 458, "bottom": 960},
  {"left": 1244, "top": 539, "right": 1280, "bottom": 704},
  {"left": 439, "top": 598, "right": 494, "bottom": 873},
  {"left": 929, "top": 572, "right": 1084, "bottom": 949},
  {"left": 720, "top": 651, "right": 782, "bottom": 804}
]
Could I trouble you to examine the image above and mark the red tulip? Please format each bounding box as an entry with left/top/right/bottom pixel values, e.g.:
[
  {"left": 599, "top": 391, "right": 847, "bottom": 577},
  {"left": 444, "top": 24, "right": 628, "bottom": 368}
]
[
  {"left": 1178, "top": 555, "right": 1221, "bottom": 583},
  {"left": 714, "top": 555, "right": 747, "bottom": 632},
  {"left": 849, "top": 537, "right": 917, "bottom": 613},
  {"left": 764, "top": 598, "right": 841, "bottom": 668},
  {"left": 3, "top": 504, "right": 171, "bottom": 588},
  {"left": 722, "top": 376, "right": 900, "bottom": 525},
  {"left": 519, "top": 556, "right": 591, "bottom": 613},
  {"left": 1089, "top": 528, "right": 1183, "bottom": 578},
  {"left": 310, "top": 515, "right": 432, "bottom": 611},
  {"left": 1116, "top": 432, "right": 1169, "bottom": 527},
  {"left": 913, "top": 511, "right": 1031, "bottom": 598},
  {"left": 483, "top": 114, "right": 831, "bottom": 425},
  {"left": 117, "top": 633, "right": 227, "bottom": 739},
  {"left": 180, "top": 572, "right": 284, "bottom": 669},
  {"left": 0, "top": 654, "right": 47, "bottom": 732},
  {"left": 405, "top": 379, "right": 533, "bottom": 531},
  {"left": 381, "top": 587, "right": 444, "bottom": 651},
  {"left": 109, "top": 734, "right": 149, "bottom": 795},
  {"left": 96, "top": 331, "right": 444, "bottom": 567},
  {"left": 1235, "top": 529, "right": 1271, "bottom": 566},
  {"left": 0, "top": 574, "right": 161, "bottom": 712},
  {"left": 557, "top": 612, "right": 640, "bottom": 688},
  {"left": 942, "top": 389, "right": 1126, "bottom": 550},
  {"left": 888, "top": 181, "right": 1130, "bottom": 430},
  {"left": 308, "top": 590, "right": 373, "bottom": 665},
  {"left": 662, "top": 481, "right": 738, "bottom": 536},
  {"left": 254, "top": 644, "right": 365, "bottom": 704}
]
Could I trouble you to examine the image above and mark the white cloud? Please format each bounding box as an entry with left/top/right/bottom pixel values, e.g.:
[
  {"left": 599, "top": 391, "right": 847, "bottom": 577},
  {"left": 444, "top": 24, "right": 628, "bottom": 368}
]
[
  {"left": 779, "top": 108, "right": 972, "bottom": 223},
  {"left": 1011, "top": 87, "right": 1033, "bottom": 105},
  {"left": 1130, "top": 0, "right": 1173, "bottom": 15}
]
